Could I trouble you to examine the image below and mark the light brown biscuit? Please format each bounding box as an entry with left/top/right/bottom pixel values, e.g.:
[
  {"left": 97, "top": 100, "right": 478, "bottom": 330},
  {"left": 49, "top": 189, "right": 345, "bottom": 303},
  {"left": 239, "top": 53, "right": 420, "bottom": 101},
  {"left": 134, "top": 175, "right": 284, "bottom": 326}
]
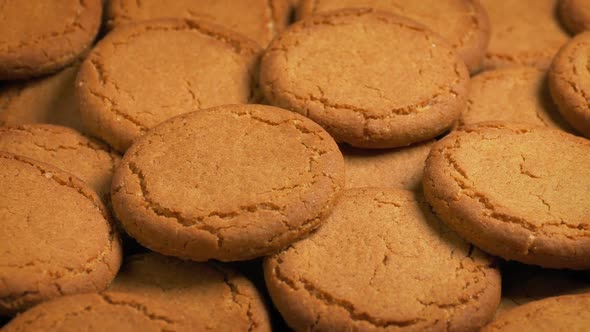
[
  {"left": 111, "top": 104, "right": 345, "bottom": 261},
  {"left": 0, "top": 0, "right": 102, "bottom": 80},
  {"left": 0, "top": 64, "right": 85, "bottom": 133},
  {"left": 483, "top": 294, "right": 590, "bottom": 331},
  {"left": 264, "top": 188, "right": 501, "bottom": 331},
  {"left": 423, "top": 122, "right": 590, "bottom": 269},
  {"left": 341, "top": 140, "right": 434, "bottom": 191},
  {"left": 0, "top": 152, "right": 122, "bottom": 316},
  {"left": 105, "top": 0, "right": 290, "bottom": 46},
  {"left": 560, "top": 0, "right": 590, "bottom": 34},
  {"left": 260, "top": 9, "right": 469, "bottom": 149},
  {"left": 548, "top": 31, "right": 590, "bottom": 138},
  {"left": 109, "top": 253, "right": 271, "bottom": 331},
  {"left": 2, "top": 292, "right": 199, "bottom": 331},
  {"left": 297, "top": 0, "right": 490, "bottom": 73},
  {"left": 480, "top": 0, "right": 570, "bottom": 70},
  {"left": 460, "top": 67, "right": 571, "bottom": 131},
  {"left": 76, "top": 19, "right": 262, "bottom": 152},
  {"left": 0, "top": 124, "right": 120, "bottom": 201}
]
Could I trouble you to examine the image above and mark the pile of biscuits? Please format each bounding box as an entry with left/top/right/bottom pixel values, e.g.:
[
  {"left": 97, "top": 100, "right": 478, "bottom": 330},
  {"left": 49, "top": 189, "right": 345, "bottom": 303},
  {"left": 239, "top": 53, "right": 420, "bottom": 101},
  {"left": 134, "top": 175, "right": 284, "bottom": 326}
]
[{"left": 1, "top": 0, "right": 590, "bottom": 331}]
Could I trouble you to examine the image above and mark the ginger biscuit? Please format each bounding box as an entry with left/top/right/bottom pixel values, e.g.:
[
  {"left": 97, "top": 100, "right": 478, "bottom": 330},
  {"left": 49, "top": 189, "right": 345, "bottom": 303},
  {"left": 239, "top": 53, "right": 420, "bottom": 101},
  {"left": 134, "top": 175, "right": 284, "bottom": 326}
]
[
  {"left": 559, "top": 0, "right": 590, "bottom": 34},
  {"left": 105, "top": 0, "right": 290, "bottom": 46},
  {"left": 76, "top": 19, "right": 262, "bottom": 152},
  {"left": 297, "top": 0, "right": 490, "bottom": 73},
  {"left": 260, "top": 9, "right": 469, "bottom": 149},
  {"left": 0, "top": 152, "right": 122, "bottom": 316},
  {"left": 264, "top": 188, "right": 501, "bottom": 331},
  {"left": 548, "top": 31, "right": 590, "bottom": 138},
  {"left": 480, "top": 0, "right": 570, "bottom": 70},
  {"left": 423, "top": 122, "right": 590, "bottom": 269},
  {"left": 110, "top": 253, "right": 271, "bottom": 331},
  {"left": 0, "top": 0, "right": 102, "bottom": 80},
  {"left": 111, "top": 104, "right": 345, "bottom": 261},
  {"left": 341, "top": 140, "right": 434, "bottom": 191},
  {"left": 0, "top": 124, "right": 120, "bottom": 201}
]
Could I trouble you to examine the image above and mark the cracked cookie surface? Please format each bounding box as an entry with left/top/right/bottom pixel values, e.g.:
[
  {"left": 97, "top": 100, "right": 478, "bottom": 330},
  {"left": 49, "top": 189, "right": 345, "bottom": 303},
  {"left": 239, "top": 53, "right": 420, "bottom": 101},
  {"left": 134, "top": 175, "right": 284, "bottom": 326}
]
[
  {"left": 260, "top": 9, "right": 469, "bottom": 149},
  {"left": 109, "top": 253, "right": 271, "bottom": 331},
  {"left": 2, "top": 291, "right": 197, "bottom": 331},
  {"left": 105, "top": 0, "right": 290, "bottom": 47},
  {"left": 0, "top": 152, "right": 122, "bottom": 316},
  {"left": 548, "top": 31, "right": 590, "bottom": 138},
  {"left": 0, "top": 124, "right": 120, "bottom": 201},
  {"left": 0, "top": 0, "right": 102, "bottom": 80},
  {"left": 264, "top": 188, "right": 501, "bottom": 331},
  {"left": 76, "top": 18, "right": 262, "bottom": 152},
  {"left": 297, "top": 0, "right": 490, "bottom": 73},
  {"left": 480, "top": 0, "right": 570, "bottom": 70},
  {"left": 423, "top": 122, "right": 590, "bottom": 269},
  {"left": 111, "top": 104, "right": 345, "bottom": 261},
  {"left": 559, "top": 0, "right": 590, "bottom": 34}
]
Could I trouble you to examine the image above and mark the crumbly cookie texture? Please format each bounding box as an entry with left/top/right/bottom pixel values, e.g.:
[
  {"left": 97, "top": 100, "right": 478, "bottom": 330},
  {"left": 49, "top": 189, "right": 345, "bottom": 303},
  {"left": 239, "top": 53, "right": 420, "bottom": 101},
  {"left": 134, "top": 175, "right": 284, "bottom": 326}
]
[
  {"left": 261, "top": 9, "right": 469, "bottom": 148},
  {"left": 0, "top": 124, "right": 120, "bottom": 201},
  {"left": 105, "top": 0, "right": 290, "bottom": 46},
  {"left": 0, "top": 0, "right": 102, "bottom": 80},
  {"left": 110, "top": 253, "right": 271, "bottom": 331},
  {"left": 111, "top": 104, "right": 345, "bottom": 262},
  {"left": 76, "top": 18, "right": 262, "bottom": 152},
  {"left": 559, "top": 0, "right": 590, "bottom": 34},
  {"left": 548, "top": 31, "right": 590, "bottom": 138},
  {"left": 265, "top": 188, "right": 501, "bottom": 331},
  {"left": 0, "top": 152, "right": 122, "bottom": 316},
  {"left": 424, "top": 122, "right": 590, "bottom": 269},
  {"left": 480, "top": 0, "right": 570, "bottom": 70},
  {"left": 297, "top": 0, "right": 490, "bottom": 73}
]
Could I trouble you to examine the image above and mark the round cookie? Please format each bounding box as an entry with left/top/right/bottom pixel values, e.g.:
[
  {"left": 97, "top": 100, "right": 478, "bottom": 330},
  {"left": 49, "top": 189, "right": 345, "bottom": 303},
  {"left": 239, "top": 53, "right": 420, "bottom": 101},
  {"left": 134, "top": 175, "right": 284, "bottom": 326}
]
[
  {"left": 423, "top": 122, "right": 590, "bottom": 269},
  {"left": 483, "top": 294, "right": 590, "bottom": 331},
  {"left": 0, "top": 124, "right": 120, "bottom": 201},
  {"left": 76, "top": 19, "right": 262, "bottom": 152},
  {"left": 111, "top": 104, "right": 345, "bottom": 261},
  {"left": 110, "top": 253, "right": 271, "bottom": 331},
  {"left": 2, "top": 292, "right": 198, "bottom": 331},
  {"left": 105, "top": 0, "right": 290, "bottom": 47},
  {"left": 560, "top": 0, "right": 590, "bottom": 34},
  {"left": 459, "top": 67, "right": 571, "bottom": 131},
  {"left": 297, "top": 0, "right": 490, "bottom": 73},
  {"left": 0, "top": 63, "right": 85, "bottom": 133},
  {"left": 548, "top": 31, "right": 590, "bottom": 138},
  {"left": 260, "top": 9, "right": 469, "bottom": 149},
  {"left": 480, "top": 0, "right": 570, "bottom": 70},
  {"left": 341, "top": 140, "right": 434, "bottom": 191},
  {"left": 264, "top": 188, "right": 501, "bottom": 331},
  {"left": 0, "top": 152, "right": 122, "bottom": 316},
  {"left": 0, "top": 0, "right": 102, "bottom": 80}
]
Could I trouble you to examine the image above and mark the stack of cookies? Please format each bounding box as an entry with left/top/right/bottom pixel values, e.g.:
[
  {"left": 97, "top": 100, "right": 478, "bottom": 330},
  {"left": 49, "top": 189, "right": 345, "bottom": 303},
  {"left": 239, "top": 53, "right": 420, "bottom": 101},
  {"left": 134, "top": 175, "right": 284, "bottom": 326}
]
[{"left": 1, "top": 0, "right": 589, "bottom": 331}]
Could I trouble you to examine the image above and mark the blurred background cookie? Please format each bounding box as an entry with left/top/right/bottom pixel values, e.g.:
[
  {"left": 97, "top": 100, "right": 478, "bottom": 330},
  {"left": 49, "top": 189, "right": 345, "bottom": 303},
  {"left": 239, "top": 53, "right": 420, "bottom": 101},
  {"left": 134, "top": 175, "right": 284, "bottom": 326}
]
[{"left": 559, "top": 0, "right": 590, "bottom": 34}]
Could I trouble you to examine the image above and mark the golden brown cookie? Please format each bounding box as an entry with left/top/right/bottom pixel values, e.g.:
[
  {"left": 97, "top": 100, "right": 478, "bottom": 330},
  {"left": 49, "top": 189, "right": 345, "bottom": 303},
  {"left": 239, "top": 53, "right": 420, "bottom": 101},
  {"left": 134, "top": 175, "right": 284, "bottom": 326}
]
[
  {"left": 111, "top": 104, "right": 345, "bottom": 261},
  {"left": 2, "top": 292, "right": 199, "bottom": 331},
  {"left": 423, "top": 122, "right": 590, "bottom": 269},
  {"left": 460, "top": 67, "right": 571, "bottom": 131},
  {"left": 548, "top": 31, "right": 590, "bottom": 138},
  {"left": 0, "top": 152, "right": 122, "bottom": 316},
  {"left": 76, "top": 19, "right": 262, "bottom": 152},
  {"left": 109, "top": 253, "right": 271, "bottom": 331},
  {"left": 0, "top": 63, "right": 85, "bottom": 132},
  {"left": 260, "top": 9, "right": 469, "bottom": 149},
  {"left": 484, "top": 294, "right": 590, "bottom": 331},
  {"left": 105, "top": 0, "right": 290, "bottom": 46},
  {"left": 480, "top": 0, "right": 570, "bottom": 70},
  {"left": 341, "top": 140, "right": 434, "bottom": 191},
  {"left": 265, "top": 188, "right": 501, "bottom": 331},
  {"left": 297, "top": 0, "right": 490, "bottom": 73},
  {"left": 0, "top": 0, "right": 102, "bottom": 80},
  {"left": 560, "top": 0, "right": 590, "bottom": 34},
  {"left": 0, "top": 124, "right": 120, "bottom": 201}
]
